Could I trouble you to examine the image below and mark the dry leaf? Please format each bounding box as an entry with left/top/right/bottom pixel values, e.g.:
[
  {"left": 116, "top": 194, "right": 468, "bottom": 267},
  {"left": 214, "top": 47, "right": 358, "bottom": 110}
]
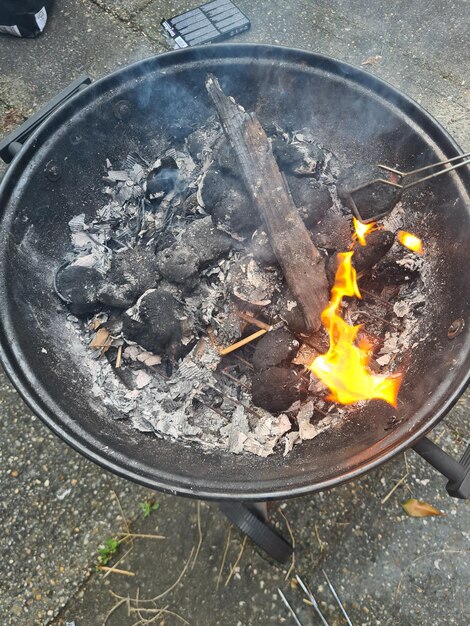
[
  {"left": 90, "top": 327, "right": 111, "bottom": 349},
  {"left": 361, "top": 54, "right": 382, "bottom": 66},
  {"left": 402, "top": 498, "right": 444, "bottom": 517}
]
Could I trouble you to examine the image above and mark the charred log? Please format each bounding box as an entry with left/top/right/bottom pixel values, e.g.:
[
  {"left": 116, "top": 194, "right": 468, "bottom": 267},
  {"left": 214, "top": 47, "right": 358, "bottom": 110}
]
[{"left": 206, "top": 75, "right": 329, "bottom": 333}]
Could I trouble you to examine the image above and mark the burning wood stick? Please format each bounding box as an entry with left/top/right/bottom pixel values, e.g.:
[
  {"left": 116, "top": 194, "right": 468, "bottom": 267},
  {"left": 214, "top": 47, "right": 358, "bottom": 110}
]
[{"left": 206, "top": 75, "right": 329, "bottom": 333}]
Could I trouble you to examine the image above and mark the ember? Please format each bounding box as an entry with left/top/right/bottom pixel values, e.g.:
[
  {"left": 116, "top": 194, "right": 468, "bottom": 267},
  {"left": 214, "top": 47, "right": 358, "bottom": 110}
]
[
  {"left": 54, "top": 76, "right": 430, "bottom": 457},
  {"left": 397, "top": 230, "right": 424, "bottom": 254}
]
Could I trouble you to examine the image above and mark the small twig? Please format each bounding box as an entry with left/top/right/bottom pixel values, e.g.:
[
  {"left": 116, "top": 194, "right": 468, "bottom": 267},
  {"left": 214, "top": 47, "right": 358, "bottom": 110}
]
[
  {"left": 192, "top": 502, "right": 203, "bottom": 570},
  {"left": 130, "top": 604, "right": 169, "bottom": 626},
  {"left": 221, "top": 369, "right": 251, "bottom": 391},
  {"left": 219, "top": 329, "right": 268, "bottom": 356},
  {"left": 314, "top": 524, "right": 324, "bottom": 552},
  {"left": 98, "top": 565, "right": 135, "bottom": 577},
  {"left": 381, "top": 452, "right": 409, "bottom": 504},
  {"left": 278, "top": 509, "right": 296, "bottom": 580},
  {"left": 232, "top": 353, "right": 254, "bottom": 370},
  {"left": 129, "top": 607, "right": 189, "bottom": 625},
  {"left": 225, "top": 535, "right": 247, "bottom": 587},
  {"left": 102, "top": 546, "right": 134, "bottom": 580},
  {"left": 217, "top": 526, "right": 232, "bottom": 589},
  {"left": 103, "top": 597, "right": 127, "bottom": 626},
  {"left": 238, "top": 311, "right": 272, "bottom": 330},
  {"left": 112, "top": 490, "right": 131, "bottom": 535},
  {"left": 118, "top": 532, "right": 165, "bottom": 540},
  {"left": 116, "top": 344, "right": 123, "bottom": 368}
]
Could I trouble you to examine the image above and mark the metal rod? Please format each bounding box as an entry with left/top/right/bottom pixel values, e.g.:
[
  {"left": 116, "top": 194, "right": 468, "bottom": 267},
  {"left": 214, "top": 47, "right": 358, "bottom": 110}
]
[
  {"left": 322, "top": 569, "right": 354, "bottom": 626},
  {"left": 296, "top": 576, "right": 331, "bottom": 626},
  {"left": 389, "top": 151, "right": 470, "bottom": 177},
  {"left": 376, "top": 164, "right": 404, "bottom": 175},
  {"left": 278, "top": 589, "right": 304, "bottom": 626},
  {"left": 402, "top": 158, "right": 470, "bottom": 189}
]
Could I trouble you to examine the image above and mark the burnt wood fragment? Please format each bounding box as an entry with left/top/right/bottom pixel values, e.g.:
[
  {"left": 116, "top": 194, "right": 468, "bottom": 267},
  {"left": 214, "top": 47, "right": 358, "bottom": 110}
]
[
  {"left": 327, "top": 230, "right": 395, "bottom": 283},
  {"left": 206, "top": 75, "right": 329, "bottom": 333}
]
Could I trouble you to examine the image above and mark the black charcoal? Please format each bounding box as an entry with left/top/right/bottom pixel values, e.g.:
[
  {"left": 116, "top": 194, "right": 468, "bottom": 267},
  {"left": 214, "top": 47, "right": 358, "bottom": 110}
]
[
  {"left": 156, "top": 247, "right": 199, "bottom": 284},
  {"left": 122, "top": 289, "right": 183, "bottom": 354},
  {"left": 272, "top": 138, "right": 325, "bottom": 176},
  {"left": 145, "top": 156, "right": 179, "bottom": 200},
  {"left": 56, "top": 265, "right": 102, "bottom": 316},
  {"left": 287, "top": 177, "right": 332, "bottom": 217},
  {"left": 99, "top": 248, "right": 159, "bottom": 309},
  {"left": 250, "top": 229, "right": 277, "bottom": 266},
  {"left": 252, "top": 367, "right": 306, "bottom": 413},
  {"left": 200, "top": 166, "right": 260, "bottom": 236},
  {"left": 156, "top": 216, "right": 232, "bottom": 285},
  {"left": 252, "top": 328, "right": 300, "bottom": 371},
  {"left": 353, "top": 230, "right": 395, "bottom": 273}
]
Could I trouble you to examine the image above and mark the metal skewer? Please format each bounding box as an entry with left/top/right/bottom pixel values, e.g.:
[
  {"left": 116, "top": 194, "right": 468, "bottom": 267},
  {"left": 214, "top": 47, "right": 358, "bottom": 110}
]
[
  {"left": 296, "top": 575, "right": 331, "bottom": 626},
  {"left": 277, "top": 589, "right": 305, "bottom": 626},
  {"left": 322, "top": 569, "right": 354, "bottom": 626},
  {"left": 377, "top": 151, "right": 470, "bottom": 189}
]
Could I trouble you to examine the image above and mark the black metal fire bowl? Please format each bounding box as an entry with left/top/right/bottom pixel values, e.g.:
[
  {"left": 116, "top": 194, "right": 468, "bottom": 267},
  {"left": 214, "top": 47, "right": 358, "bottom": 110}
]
[{"left": 0, "top": 46, "right": 469, "bottom": 510}]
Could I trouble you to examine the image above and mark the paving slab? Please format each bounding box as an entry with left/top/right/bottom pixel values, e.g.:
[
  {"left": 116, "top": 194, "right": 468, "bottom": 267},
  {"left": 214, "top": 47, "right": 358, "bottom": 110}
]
[
  {"left": 0, "top": 0, "right": 468, "bottom": 625},
  {"left": 53, "top": 398, "right": 470, "bottom": 626}
]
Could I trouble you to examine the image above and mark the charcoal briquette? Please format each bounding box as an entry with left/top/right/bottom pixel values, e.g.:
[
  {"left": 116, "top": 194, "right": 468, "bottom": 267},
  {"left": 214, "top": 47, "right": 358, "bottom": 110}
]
[
  {"left": 252, "top": 367, "right": 306, "bottom": 413},
  {"left": 252, "top": 328, "right": 300, "bottom": 371},
  {"left": 56, "top": 265, "right": 102, "bottom": 316},
  {"left": 122, "top": 289, "right": 183, "bottom": 353},
  {"left": 99, "top": 248, "right": 159, "bottom": 309}
]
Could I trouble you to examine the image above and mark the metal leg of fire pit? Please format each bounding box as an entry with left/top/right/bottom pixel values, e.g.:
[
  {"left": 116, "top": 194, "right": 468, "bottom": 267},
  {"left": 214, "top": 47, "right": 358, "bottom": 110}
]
[
  {"left": 218, "top": 502, "right": 293, "bottom": 564},
  {"left": 413, "top": 437, "right": 470, "bottom": 499}
]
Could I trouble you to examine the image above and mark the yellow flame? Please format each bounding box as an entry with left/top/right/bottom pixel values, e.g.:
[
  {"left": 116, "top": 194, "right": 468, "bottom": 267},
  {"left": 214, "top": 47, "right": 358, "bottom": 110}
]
[
  {"left": 397, "top": 230, "right": 423, "bottom": 254},
  {"left": 309, "top": 252, "right": 401, "bottom": 406},
  {"left": 353, "top": 217, "right": 377, "bottom": 246}
]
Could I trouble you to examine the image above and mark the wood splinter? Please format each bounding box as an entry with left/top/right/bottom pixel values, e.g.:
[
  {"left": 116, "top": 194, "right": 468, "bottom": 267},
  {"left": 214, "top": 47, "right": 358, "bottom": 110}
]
[{"left": 206, "top": 75, "right": 329, "bottom": 333}]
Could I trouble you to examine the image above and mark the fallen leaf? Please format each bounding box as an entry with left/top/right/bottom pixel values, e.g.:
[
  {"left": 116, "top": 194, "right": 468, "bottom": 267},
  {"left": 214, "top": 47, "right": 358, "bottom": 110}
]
[
  {"left": 402, "top": 498, "right": 444, "bottom": 517},
  {"left": 90, "top": 327, "right": 111, "bottom": 349},
  {"left": 361, "top": 54, "right": 382, "bottom": 66}
]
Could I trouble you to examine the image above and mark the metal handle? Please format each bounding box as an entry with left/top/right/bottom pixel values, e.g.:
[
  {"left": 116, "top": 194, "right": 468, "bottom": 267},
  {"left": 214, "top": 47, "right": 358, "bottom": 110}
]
[
  {"left": 412, "top": 437, "right": 470, "bottom": 499},
  {"left": 218, "top": 501, "right": 293, "bottom": 563},
  {"left": 0, "top": 74, "right": 92, "bottom": 164}
]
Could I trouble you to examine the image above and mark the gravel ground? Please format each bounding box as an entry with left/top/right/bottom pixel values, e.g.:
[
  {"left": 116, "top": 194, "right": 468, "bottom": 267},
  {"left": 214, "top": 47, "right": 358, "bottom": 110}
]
[{"left": 0, "top": 1, "right": 469, "bottom": 625}]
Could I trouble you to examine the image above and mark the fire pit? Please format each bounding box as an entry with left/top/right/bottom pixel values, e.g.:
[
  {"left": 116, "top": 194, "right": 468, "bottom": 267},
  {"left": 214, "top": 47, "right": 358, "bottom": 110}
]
[{"left": 0, "top": 47, "right": 469, "bottom": 557}]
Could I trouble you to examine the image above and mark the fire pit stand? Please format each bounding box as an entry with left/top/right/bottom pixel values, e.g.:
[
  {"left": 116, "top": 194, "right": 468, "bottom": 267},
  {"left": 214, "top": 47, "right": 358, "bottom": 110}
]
[{"left": 1, "top": 49, "right": 469, "bottom": 564}]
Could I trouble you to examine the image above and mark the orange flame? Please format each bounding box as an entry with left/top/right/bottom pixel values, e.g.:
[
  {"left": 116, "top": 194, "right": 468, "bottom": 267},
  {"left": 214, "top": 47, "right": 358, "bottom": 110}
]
[
  {"left": 353, "top": 217, "right": 377, "bottom": 246},
  {"left": 397, "top": 230, "right": 423, "bottom": 254},
  {"left": 309, "top": 252, "right": 401, "bottom": 406}
]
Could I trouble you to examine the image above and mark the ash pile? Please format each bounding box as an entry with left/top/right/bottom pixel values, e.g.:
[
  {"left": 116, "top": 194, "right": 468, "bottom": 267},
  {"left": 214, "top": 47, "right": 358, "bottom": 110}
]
[{"left": 55, "top": 78, "right": 429, "bottom": 457}]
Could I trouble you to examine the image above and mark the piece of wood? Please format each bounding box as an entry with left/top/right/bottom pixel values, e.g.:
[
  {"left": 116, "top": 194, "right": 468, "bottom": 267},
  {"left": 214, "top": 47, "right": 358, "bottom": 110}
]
[{"left": 206, "top": 75, "right": 329, "bottom": 332}]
